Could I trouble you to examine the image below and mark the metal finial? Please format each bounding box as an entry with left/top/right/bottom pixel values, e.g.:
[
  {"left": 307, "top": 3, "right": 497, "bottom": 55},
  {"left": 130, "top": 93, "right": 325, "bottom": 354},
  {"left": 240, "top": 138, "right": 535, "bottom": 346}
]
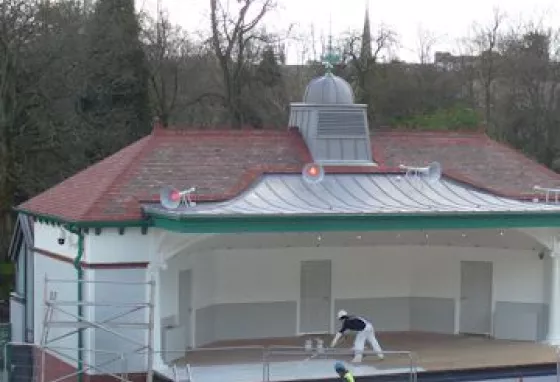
[{"left": 320, "top": 31, "right": 340, "bottom": 73}]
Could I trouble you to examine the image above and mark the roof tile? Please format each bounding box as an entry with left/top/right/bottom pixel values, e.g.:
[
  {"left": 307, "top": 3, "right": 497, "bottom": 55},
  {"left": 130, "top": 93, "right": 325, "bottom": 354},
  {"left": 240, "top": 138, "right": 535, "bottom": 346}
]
[
  {"left": 372, "top": 131, "right": 560, "bottom": 198},
  {"left": 18, "top": 128, "right": 311, "bottom": 221},
  {"left": 18, "top": 128, "right": 560, "bottom": 222}
]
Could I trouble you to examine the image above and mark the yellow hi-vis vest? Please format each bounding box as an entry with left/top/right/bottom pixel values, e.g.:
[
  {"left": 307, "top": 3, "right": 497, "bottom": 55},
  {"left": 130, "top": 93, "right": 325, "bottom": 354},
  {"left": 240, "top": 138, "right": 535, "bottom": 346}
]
[{"left": 342, "top": 371, "right": 355, "bottom": 382}]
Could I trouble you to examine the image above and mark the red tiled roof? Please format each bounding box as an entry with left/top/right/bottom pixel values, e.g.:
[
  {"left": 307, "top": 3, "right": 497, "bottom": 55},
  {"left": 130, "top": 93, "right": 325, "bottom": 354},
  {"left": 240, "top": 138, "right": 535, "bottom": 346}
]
[
  {"left": 18, "top": 127, "right": 311, "bottom": 222},
  {"left": 372, "top": 130, "right": 560, "bottom": 198},
  {"left": 17, "top": 127, "right": 560, "bottom": 223}
]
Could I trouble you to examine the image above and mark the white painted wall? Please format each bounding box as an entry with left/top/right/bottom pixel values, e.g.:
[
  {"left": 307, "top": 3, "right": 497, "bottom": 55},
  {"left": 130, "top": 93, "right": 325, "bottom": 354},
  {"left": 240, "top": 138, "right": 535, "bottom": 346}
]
[
  {"left": 159, "top": 251, "right": 214, "bottom": 320},
  {"left": 87, "top": 268, "right": 149, "bottom": 374},
  {"left": 34, "top": 222, "right": 79, "bottom": 260},
  {"left": 32, "top": 252, "right": 150, "bottom": 373},
  {"left": 85, "top": 228, "right": 152, "bottom": 264},
  {"left": 85, "top": 228, "right": 203, "bottom": 265},
  {"left": 205, "top": 247, "right": 411, "bottom": 303},
  {"left": 32, "top": 223, "right": 164, "bottom": 374},
  {"left": 410, "top": 247, "right": 545, "bottom": 303},
  {"left": 34, "top": 253, "right": 79, "bottom": 366},
  {"left": 32, "top": 223, "right": 547, "bottom": 357},
  {"left": 213, "top": 249, "right": 300, "bottom": 303},
  {"left": 159, "top": 245, "right": 545, "bottom": 335},
  {"left": 10, "top": 296, "right": 24, "bottom": 343}
]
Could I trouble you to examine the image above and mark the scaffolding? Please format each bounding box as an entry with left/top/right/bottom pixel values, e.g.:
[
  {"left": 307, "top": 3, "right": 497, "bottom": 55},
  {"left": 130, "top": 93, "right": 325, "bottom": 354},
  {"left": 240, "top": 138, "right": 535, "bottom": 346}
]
[{"left": 40, "top": 276, "right": 155, "bottom": 382}]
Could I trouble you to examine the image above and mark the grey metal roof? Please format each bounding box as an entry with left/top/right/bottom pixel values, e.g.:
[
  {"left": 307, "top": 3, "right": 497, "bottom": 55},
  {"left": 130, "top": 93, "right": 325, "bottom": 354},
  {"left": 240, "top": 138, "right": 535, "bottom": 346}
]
[
  {"left": 303, "top": 73, "right": 354, "bottom": 105},
  {"left": 143, "top": 174, "right": 560, "bottom": 217},
  {"left": 288, "top": 104, "right": 373, "bottom": 163}
]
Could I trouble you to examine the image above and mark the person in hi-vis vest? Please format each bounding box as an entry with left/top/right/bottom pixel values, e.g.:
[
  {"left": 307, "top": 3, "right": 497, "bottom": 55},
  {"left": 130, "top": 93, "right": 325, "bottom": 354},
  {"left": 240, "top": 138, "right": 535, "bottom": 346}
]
[
  {"left": 330, "top": 310, "right": 384, "bottom": 363},
  {"left": 334, "top": 361, "right": 354, "bottom": 382}
]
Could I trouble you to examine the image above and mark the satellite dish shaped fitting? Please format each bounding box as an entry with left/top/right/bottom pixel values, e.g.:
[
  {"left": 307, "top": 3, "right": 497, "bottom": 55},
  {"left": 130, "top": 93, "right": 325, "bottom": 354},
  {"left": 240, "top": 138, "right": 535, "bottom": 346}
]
[
  {"left": 159, "top": 186, "right": 196, "bottom": 209},
  {"left": 425, "top": 161, "right": 442, "bottom": 182},
  {"left": 399, "top": 161, "right": 442, "bottom": 183},
  {"left": 302, "top": 163, "right": 325, "bottom": 184}
]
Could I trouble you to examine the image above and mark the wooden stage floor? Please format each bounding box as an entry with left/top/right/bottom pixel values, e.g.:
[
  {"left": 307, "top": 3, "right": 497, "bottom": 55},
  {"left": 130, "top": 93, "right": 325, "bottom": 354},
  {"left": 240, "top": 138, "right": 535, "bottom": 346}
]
[{"left": 179, "top": 332, "right": 558, "bottom": 373}]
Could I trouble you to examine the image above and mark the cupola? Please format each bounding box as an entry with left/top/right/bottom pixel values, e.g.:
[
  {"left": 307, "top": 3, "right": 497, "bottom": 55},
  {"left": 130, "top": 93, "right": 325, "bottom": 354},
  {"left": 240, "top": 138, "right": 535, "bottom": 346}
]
[{"left": 288, "top": 48, "right": 374, "bottom": 165}]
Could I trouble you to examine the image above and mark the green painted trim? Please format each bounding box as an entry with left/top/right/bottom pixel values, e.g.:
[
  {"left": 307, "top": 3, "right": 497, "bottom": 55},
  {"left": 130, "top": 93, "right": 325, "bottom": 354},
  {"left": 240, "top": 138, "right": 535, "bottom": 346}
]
[
  {"left": 65, "top": 225, "right": 84, "bottom": 382},
  {"left": 14, "top": 208, "right": 150, "bottom": 229},
  {"left": 16, "top": 205, "right": 560, "bottom": 234},
  {"left": 150, "top": 211, "right": 560, "bottom": 233}
]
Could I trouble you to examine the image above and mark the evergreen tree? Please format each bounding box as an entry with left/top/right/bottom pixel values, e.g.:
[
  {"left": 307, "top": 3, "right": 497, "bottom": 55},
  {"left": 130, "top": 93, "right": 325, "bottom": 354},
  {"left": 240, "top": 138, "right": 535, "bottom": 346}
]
[
  {"left": 247, "top": 45, "right": 288, "bottom": 128},
  {"left": 256, "top": 46, "right": 282, "bottom": 87},
  {"left": 79, "top": 0, "right": 151, "bottom": 161}
]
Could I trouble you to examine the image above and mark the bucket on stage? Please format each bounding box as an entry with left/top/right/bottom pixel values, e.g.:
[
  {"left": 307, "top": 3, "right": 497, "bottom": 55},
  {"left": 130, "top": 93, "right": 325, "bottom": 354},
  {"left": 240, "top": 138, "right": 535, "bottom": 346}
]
[{"left": 316, "top": 338, "right": 324, "bottom": 353}]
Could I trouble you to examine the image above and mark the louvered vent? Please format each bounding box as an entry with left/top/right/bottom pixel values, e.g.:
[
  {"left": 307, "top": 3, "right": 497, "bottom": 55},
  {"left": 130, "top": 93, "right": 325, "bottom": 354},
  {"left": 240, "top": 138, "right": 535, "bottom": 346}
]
[{"left": 316, "top": 111, "right": 366, "bottom": 137}]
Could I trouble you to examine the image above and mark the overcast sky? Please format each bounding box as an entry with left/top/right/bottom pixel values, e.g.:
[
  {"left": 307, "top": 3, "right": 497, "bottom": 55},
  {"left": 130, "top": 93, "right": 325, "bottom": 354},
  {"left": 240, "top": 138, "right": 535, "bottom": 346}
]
[{"left": 137, "top": 0, "right": 559, "bottom": 63}]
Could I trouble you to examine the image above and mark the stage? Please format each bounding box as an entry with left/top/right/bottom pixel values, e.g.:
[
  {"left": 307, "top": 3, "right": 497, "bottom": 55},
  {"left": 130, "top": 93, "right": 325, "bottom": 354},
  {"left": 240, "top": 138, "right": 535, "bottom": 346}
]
[{"left": 154, "top": 332, "right": 558, "bottom": 381}]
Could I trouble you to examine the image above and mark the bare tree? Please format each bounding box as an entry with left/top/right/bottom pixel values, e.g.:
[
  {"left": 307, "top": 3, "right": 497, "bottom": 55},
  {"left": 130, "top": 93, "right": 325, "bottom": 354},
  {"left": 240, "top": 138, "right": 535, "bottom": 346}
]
[
  {"left": 142, "top": 10, "right": 219, "bottom": 126},
  {"left": 339, "top": 24, "right": 398, "bottom": 125},
  {"left": 416, "top": 25, "right": 438, "bottom": 64},
  {"left": 470, "top": 7, "right": 506, "bottom": 133},
  {"left": 209, "top": 0, "right": 277, "bottom": 127},
  {"left": 498, "top": 24, "right": 560, "bottom": 165},
  {"left": 341, "top": 25, "right": 398, "bottom": 66},
  {"left": 142, "top": 11, "right": 181, "bottom": 127},
  {"left": 308, "top": 23, "right": 320, "bottom": 63}
]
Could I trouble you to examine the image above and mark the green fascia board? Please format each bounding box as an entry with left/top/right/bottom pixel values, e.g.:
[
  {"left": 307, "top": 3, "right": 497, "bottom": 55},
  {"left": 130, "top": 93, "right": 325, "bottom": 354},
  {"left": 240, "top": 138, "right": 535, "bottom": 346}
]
[
  {"left": 151, "top": 211, "right": 560, "bottom": 234},
  {"left": 14, "top": 208, "right": 149, "bottom": 229},
  {"left": 16, "top": 205, "right": 560, "bottom": 234}
]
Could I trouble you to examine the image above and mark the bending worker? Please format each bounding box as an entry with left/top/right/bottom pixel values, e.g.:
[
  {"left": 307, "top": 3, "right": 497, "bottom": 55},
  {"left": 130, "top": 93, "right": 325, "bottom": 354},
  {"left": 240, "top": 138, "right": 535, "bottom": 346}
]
[
  {"left": 330, "top": 309, "right": 384, "bottom": 363},
  {"left": 334, "top": 361, "right": 354, "bottom": 382}
]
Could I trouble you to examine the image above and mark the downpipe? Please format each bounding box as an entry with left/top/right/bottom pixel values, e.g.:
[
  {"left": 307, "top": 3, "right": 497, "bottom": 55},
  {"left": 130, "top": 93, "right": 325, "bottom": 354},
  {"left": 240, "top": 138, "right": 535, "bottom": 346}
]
[{"left": 66, "top": 225, "right": 84, "bottom": 382}]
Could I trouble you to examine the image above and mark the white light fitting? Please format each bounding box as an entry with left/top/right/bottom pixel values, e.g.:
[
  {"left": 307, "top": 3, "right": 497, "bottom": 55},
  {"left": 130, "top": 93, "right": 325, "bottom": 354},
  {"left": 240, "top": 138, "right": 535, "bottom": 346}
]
[
  {"left": 159, "top": 186, "right": 196, "bottom": 209},
  {"left": 399, "top": 161, "right": 442, "bottom": 183}
]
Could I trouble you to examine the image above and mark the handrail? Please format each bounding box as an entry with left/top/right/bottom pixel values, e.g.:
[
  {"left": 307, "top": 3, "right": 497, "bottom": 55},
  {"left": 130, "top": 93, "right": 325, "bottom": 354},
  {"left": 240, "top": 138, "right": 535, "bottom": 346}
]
[
  {"left": 263, "top": 347, "right": 418, "bottom": 382},
  {"left": 186, "top": 345, "right": 266, "bottom": 352},
  {"left": 187, "top": 363, "right": 193, "bottom": 382},
  {"left": 46, "top": 279, "right": 151, "bottom": 285},
  {"left": 266, "top": 348, "right": 414, "bottom": 356},
  {"left": 3, "top": 341, "right": 419, "bottom": 382}
]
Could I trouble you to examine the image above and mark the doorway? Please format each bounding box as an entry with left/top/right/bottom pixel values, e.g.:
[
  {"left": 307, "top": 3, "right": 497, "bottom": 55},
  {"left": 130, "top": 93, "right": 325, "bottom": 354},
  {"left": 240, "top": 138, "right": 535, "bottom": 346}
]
[
  {"left": 459, "top": 261, "right": 493, "bottom": 335},
  {"left": 299, "top": 260, "right": 332, "bottom": 334}
]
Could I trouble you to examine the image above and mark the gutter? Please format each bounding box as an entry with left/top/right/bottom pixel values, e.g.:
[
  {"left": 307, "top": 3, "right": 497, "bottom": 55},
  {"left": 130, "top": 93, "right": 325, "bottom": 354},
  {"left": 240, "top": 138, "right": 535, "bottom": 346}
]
[{"left": 65, "top": 225, "right": 84, "bottom": 382}]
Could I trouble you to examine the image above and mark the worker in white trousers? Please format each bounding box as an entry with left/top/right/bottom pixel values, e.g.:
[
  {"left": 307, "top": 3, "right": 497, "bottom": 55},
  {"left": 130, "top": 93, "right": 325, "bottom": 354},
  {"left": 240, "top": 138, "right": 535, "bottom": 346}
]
[{"left": 330, "top": 310, "right": 384, "bottom": 363}]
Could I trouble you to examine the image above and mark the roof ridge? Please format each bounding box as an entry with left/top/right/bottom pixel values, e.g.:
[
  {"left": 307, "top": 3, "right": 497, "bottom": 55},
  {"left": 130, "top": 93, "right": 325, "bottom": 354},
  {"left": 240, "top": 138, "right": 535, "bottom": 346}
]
[
  {"left": 373, "top": 130, "right": 488, "bottom": 137},
  {"left": 79, "top": 135, "right": 154, "bottom": 220},
  {"left": 153, "top": 126, "right": 294, "bottom": 136}
]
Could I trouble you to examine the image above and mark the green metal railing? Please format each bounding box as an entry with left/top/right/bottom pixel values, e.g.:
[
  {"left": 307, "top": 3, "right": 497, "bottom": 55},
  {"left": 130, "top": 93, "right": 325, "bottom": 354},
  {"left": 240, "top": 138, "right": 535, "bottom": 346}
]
[
  {"left": 0, "top": 324, "right": 10, "bottom": 364},
  {"left": 0, "top": 324, "right": 11, "bottom": 382}
]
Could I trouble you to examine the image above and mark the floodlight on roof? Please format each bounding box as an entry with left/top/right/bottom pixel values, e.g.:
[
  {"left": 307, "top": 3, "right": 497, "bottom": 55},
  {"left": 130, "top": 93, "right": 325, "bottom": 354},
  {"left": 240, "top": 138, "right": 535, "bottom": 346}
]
[
  {"left": 398, "top": 161, "right": 442, "bottom": 183},
  {"left": 159, "top": 186, "right": 196, "bottom": 209},
  {"left": 302, "top": 163, "right": 325, "bottom": 184}
]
